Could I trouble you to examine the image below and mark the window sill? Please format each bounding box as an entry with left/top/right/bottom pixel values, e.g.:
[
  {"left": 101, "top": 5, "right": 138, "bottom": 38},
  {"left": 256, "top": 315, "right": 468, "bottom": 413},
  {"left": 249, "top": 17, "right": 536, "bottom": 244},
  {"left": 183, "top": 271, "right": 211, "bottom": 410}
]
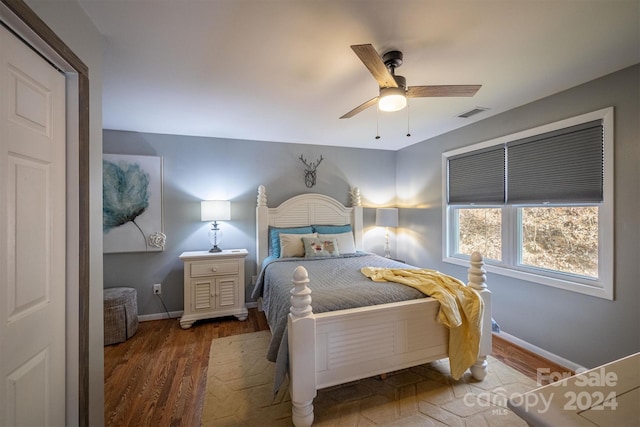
[{"left": 444, "top": 255, "right": 613, "bottom": 300}]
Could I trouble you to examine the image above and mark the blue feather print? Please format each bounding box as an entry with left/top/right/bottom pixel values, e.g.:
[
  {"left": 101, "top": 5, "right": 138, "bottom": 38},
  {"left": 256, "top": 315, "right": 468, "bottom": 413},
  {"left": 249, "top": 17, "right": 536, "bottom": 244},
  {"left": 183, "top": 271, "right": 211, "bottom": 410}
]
[{"left": 103, "top": 159, "right": 151, "bottom": 249}]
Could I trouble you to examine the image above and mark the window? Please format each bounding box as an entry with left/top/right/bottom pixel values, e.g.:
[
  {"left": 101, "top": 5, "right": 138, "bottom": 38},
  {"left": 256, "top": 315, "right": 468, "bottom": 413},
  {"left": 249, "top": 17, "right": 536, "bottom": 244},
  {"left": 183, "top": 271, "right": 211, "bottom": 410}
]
[
  {"left": 456, "top": 207, "right": 502, "bottom": 261},
  {"left": 443, "top": 108, "right": 613, "bottom": 299}
]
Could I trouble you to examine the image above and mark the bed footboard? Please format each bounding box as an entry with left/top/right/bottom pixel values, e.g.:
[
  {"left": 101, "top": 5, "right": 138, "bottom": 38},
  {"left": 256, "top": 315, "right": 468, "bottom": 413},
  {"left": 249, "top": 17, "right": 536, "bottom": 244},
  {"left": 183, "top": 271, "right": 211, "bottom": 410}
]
[{"left": 288, "top": 253, "right": 492, "bottom": 427}]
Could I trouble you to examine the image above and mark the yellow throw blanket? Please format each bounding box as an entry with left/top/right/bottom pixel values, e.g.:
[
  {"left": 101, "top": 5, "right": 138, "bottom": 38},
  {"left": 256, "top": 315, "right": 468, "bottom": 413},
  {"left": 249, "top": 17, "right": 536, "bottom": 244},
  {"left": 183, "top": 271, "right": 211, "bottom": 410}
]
[{"left": 361, "top": 267, "right": 483, "bottom": 380}]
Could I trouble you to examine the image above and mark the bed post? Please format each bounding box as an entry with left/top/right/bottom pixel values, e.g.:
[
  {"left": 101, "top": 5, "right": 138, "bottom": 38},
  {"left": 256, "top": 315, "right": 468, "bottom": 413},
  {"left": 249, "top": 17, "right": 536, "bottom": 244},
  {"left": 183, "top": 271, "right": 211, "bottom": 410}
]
[
  {"left": 350, "top": 187, "right": 363, "bottom": 251},
  {"left": 288, "top": 266, "right": 316, "bottom": 427},
  {"left": 467, "top": 252, "right": 491, "bottom": 380},
  {"left": 256, "top": 185, "right": 269, "bottom": 270}
]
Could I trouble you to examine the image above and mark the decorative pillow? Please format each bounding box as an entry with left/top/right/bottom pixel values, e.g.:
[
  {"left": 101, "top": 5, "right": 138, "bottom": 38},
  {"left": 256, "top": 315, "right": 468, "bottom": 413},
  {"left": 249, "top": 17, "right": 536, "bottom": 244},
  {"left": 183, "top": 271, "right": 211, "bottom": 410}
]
[
  {"left": 317, "top": 232, "right": 356, "bottom": 254},
  {"left": 279, "top": 233, "right": 317, "bottom": 258},
  {"left": 312, "top": 224, "right": 352, "bottom": 234},
  {"left": 302, "top": 237, "right": 340, "bottom": 258},
  {"left": 269, "top": 226, "right": 313, "bottom": 257}
]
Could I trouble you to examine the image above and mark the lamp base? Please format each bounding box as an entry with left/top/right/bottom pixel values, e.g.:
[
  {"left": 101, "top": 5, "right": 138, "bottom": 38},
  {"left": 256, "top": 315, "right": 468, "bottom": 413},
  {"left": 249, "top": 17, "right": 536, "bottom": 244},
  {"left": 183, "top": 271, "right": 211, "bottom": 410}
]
[
  {"left": 384, "top": 230, "right": 391, "bottom": 258},
  {"left": 207, "top": 222, "right": 224, "bottom": 253}
]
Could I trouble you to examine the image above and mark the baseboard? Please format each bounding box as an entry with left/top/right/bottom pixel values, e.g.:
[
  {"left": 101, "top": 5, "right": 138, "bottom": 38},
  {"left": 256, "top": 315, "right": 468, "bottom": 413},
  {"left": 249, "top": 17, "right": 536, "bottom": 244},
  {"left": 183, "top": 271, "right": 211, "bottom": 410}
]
[
  {"left": 138, "top": 311, "right": 183, "bottom": 322},
  {"left": 138, "top": 304, "right": 259, "bottom": 322},
  {"left": 497, "top": 331, "right": 586, "bottom": 372}
]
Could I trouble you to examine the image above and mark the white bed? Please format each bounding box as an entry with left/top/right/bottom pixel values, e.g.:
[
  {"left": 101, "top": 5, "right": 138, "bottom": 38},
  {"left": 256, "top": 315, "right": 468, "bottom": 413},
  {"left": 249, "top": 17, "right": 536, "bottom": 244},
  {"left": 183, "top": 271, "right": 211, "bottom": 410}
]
[{"left": 254, "top": 185, "right": 492, "bottom": 427}]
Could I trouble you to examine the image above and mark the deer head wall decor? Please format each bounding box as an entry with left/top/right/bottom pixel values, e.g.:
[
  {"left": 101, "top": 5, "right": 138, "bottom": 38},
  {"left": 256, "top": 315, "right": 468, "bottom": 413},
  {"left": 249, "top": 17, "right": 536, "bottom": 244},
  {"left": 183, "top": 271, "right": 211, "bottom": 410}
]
[{"left": 299, "top": 154, "right": 323, "bottom": 188}]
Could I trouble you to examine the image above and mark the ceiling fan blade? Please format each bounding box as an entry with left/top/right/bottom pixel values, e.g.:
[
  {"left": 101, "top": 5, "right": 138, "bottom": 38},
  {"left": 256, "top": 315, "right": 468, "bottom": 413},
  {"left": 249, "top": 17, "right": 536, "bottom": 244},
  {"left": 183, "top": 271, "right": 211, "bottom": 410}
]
[
  {"left": 351, "top": 44, "right": 398, "bottom": 88},
  {"left": 340, "top": 97, "right": 379, "bottom": 119},
  {"left": 407, "top": 85, "right": 482, "bottom": 98}
]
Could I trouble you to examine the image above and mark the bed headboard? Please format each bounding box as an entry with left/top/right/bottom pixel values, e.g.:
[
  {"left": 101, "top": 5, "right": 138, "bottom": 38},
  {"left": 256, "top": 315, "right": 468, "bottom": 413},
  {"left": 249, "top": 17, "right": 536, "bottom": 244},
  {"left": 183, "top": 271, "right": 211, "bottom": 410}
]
[{"left": 256, "top": 185, "right": 363, "bottom": 269}]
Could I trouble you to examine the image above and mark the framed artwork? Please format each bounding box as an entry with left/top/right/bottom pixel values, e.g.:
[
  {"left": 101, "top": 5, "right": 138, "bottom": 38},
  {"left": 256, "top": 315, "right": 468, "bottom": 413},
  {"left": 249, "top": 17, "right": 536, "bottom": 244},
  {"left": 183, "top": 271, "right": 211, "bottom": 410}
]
[{"left": 103, "top": 154, "right": 165, "bottom": 253}]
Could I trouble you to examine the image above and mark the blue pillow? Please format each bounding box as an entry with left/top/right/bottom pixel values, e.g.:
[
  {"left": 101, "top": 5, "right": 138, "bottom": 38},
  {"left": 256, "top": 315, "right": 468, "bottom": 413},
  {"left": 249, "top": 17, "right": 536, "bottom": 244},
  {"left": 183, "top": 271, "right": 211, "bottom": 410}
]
[
  {"left": 312, "top": 224, "right": 352, "bottom": 234},
  {"left": 269, "top": 226, "right": 313, "bottom": 257}
]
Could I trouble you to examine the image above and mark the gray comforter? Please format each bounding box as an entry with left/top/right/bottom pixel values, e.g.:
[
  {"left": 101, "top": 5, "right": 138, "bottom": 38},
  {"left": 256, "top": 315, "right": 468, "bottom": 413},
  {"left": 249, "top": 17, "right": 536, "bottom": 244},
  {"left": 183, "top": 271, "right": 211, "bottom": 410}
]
[{"left": 251, "top": 253, "right": 425, "bottom": 393}]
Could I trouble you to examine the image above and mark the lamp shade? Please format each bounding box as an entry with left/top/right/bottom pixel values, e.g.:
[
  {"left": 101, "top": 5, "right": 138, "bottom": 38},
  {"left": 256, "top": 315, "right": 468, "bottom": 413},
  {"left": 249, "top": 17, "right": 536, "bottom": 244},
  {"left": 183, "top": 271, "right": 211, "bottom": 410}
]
[
  {"left": 201, "top": 200, "right": 231, "bottom": 221},
  {"left": 378, "top": 87, "right": 407, "bottom": 112},
  {"left": 376, "top": 208, "right": 398, "bottom": 227}
]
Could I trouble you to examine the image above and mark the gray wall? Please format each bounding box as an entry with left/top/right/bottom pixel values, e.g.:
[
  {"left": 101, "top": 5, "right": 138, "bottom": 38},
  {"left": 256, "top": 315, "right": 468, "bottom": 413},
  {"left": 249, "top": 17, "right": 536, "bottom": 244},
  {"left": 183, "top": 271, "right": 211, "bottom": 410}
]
[
  {"left": 396, "top": 64, "right": 640, "bottom": 369},
  {"left": 103, "top": 132, "right": 397, "bottom": 316}
]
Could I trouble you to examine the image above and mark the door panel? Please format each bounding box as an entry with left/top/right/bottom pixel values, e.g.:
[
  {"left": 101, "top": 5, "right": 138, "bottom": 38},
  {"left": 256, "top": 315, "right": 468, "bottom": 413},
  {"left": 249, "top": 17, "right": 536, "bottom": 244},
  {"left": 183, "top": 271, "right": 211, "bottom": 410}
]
[{"left": 7, "top": 156, "right": 50, "bottom": 322}]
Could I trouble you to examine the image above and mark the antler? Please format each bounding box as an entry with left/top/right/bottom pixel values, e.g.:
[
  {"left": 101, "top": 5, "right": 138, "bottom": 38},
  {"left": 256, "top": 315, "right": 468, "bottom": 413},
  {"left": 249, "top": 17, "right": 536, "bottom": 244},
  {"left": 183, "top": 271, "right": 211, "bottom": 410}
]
[
  {"left": 299, "top": 155, "right": 323, "bottom": 171},
  {"left": 299, "top": 155, "right": 310, "bottom": 168}
]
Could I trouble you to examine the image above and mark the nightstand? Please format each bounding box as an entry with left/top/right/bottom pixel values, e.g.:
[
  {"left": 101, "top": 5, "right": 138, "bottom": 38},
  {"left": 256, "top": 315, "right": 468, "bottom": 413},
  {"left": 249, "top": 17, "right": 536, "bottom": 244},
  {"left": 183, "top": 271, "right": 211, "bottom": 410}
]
[{"left": 179, "top": 249, "right": 248, "bottom": 329}]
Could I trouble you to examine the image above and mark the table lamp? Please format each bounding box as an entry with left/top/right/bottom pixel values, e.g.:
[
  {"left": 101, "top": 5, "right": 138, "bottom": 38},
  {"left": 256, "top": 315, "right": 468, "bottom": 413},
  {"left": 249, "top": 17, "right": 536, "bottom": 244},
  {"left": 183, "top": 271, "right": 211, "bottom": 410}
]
[{"left": 201, "top": 200, "right": 231, "bottom": 252}]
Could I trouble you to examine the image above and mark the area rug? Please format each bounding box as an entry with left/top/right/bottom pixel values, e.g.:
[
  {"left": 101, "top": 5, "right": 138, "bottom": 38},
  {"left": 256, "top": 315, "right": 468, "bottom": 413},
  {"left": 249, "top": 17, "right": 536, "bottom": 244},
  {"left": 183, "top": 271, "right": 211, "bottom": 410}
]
[{"left": 201, "top": 331, "right": 538, "bottom": 426}]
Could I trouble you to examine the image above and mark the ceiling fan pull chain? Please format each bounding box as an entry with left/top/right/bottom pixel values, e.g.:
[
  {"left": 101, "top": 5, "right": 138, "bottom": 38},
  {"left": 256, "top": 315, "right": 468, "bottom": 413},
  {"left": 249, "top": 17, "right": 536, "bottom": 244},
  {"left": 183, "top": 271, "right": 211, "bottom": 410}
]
[
  {"left": 406, "top": 100, "right": 411, "bottom": 137},
  {"left": 375, "top": 106, "right": 381, "bottom": 139}
]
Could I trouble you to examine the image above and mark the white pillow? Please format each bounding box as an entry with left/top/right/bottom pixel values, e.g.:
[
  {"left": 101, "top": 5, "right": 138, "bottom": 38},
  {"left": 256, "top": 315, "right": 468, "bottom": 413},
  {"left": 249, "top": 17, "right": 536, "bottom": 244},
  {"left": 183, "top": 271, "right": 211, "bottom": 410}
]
[
  {"left": 279, "top": 232, "right": 317, "bottom": 257},
  {"left": 302, "top": 237, "right": 340, "bottom": 258},
  {"left": 317, "top": 232, "right": 356, "bottom": 254}
]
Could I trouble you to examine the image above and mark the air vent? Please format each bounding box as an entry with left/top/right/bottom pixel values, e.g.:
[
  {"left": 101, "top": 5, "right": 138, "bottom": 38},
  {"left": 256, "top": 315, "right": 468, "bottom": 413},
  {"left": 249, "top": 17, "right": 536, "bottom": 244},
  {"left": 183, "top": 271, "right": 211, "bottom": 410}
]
[{"left": 458, "top": 107, "right": 489, "bottom": 118}]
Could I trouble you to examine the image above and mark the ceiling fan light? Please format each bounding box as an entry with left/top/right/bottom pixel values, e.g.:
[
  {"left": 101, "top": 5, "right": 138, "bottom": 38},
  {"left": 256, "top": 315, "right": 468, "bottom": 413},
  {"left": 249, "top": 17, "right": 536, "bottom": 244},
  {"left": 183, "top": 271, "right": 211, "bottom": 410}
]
[{"left": 378, "top": 87, "right": 407, "bottom": 112}]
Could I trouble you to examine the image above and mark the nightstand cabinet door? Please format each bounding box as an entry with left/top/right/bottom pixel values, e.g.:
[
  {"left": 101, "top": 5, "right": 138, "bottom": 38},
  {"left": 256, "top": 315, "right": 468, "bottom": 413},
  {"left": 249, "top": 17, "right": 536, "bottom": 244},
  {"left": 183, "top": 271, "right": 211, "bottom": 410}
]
[
  {"left": 190, "top": 276, "right": 238, "bottom": 311},
  {"left": 179, "top": 249, "right": 248, "bottom": 329},
  {"left": 192, "top": 279, "right": 215, "bottom": 311},
  {"left": 217, "top": 277, "right": 239, "bottom": 308}
]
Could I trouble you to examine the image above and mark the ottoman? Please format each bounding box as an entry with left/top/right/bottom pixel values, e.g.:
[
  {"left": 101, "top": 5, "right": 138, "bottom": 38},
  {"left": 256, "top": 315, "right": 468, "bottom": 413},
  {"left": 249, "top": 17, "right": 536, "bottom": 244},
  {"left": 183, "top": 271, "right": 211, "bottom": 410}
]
[{"left": 103, "top": 287, "right": 139, "bottom": 346}]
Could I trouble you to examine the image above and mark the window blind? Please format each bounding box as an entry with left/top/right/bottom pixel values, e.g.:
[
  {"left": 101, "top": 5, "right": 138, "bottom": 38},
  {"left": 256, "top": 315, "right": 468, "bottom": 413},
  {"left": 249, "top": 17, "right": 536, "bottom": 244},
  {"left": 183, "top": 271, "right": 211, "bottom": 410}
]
[
  {"left": 447, "top": 146, "right": 505, "bottom": 204},
  {"left": 447, "top": 119, "right": 603, "bottom": 205},
  {"left": 507, "top": 120, "right": 603, "bottom": 203}
]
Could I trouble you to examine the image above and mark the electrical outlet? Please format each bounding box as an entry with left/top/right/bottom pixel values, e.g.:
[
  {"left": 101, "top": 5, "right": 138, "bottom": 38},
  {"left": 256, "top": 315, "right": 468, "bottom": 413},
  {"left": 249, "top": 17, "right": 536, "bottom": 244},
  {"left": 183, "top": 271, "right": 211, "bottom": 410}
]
[{"left": 153, "top": 283, "right": 162, "bottom": 295}]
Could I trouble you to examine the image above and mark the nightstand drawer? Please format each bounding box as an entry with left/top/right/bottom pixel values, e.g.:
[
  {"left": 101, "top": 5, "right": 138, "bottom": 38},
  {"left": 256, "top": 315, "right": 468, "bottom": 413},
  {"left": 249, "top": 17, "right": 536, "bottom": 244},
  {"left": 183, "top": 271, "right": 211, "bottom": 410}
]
[{"left": 190, "top": 260, "right": 239, "bottom": 277}]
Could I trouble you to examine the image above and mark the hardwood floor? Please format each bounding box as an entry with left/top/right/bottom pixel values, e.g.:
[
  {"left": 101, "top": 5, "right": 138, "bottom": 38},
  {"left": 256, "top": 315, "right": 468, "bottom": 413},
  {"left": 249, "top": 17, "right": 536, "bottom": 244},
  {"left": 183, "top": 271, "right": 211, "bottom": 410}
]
[
  {"left": 491, "top": 332, "right": 574, "bottom": 385},
  {"left": 104, "top": 308, "right": 570, "bottom": 426},
  {"left": 103, "top": 309, "right": 269, "bottom": 426}
]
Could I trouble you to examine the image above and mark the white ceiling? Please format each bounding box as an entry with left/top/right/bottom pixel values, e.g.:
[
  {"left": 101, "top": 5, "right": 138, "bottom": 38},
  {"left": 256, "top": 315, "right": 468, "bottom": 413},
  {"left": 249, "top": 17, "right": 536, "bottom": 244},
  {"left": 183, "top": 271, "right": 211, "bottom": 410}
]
[{"left": 78, "top": 0, "right": 639, "bottom": 151}]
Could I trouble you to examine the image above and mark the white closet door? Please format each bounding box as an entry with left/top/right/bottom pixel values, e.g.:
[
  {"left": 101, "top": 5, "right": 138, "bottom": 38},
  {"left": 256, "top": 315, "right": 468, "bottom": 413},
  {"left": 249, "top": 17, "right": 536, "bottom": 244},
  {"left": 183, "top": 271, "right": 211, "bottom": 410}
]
[{"left": 0, "top": 25, "right": 66, "bottom": 426}]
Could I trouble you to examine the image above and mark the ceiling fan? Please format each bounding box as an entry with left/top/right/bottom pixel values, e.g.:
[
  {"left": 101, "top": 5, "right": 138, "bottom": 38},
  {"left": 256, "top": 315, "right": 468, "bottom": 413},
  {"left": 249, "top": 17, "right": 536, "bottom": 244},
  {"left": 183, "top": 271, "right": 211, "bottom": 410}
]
[{"left": 340, "top": 44, "right": 482, "bottom": 119}]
